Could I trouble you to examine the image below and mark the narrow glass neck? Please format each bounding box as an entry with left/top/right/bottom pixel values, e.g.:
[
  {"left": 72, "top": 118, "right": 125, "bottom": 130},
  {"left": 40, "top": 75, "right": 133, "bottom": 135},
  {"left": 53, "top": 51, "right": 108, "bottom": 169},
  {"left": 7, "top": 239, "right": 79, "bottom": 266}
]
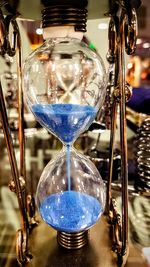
[{"left": 64, "top": 143, "right": 73, "bottom": 151}]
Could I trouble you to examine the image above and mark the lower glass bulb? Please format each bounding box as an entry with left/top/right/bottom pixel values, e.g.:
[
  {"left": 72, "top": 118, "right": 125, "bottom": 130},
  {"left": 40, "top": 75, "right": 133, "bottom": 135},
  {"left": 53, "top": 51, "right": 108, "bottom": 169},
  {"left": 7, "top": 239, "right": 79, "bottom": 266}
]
[{"left": 36, "top": 146, "right": 106, "bottom": 233}]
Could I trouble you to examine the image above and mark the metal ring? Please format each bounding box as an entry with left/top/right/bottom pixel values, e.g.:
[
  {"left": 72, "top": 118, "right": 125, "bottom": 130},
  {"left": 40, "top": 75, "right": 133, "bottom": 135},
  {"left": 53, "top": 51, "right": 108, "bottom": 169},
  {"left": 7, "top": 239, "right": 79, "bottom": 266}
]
[
  {"left": 16, "top": 229, "right": 32, "bottom": 264},
  {"left": 124, "top": 8, "right": 137, "bottom": 55},
  {"left": 4, "top": 16, "right": 18, "bottom": 57},
  {"left": 0, "top": 7, "right": 19, "bottom": 57},
  {"left": 106, "top": 16, "right": 117, "bottom": 64},
  {"left": 0, "top": 9, "right": 7, "bottom": 55}
]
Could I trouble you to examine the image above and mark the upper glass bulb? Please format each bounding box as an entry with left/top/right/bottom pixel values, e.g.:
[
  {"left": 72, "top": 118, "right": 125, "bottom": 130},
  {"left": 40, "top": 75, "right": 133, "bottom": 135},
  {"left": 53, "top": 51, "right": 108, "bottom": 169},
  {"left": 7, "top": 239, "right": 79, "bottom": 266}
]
[{"left": 23, "top": 38, "right": 106, "bottom": 143}]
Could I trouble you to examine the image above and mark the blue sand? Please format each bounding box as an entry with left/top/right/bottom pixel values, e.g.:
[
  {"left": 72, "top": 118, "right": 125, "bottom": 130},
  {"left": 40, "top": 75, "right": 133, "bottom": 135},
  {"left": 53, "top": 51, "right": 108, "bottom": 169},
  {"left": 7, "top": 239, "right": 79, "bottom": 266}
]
[
  {"left": 66, "top": 144, "right": 71, "bottom": 191},
  {"left": 32, "top": 104, "right": 97, "bottom": 143},
  {"left": 40, "top": 191, "right": 102, "bottom": 233}
]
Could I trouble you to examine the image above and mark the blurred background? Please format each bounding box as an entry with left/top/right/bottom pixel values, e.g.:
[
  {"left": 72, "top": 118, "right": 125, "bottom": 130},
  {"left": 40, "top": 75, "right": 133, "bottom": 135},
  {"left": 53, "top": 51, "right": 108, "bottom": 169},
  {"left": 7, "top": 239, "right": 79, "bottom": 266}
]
[{"left": 0, "top": 0, "right": 149, "bottom": 266}]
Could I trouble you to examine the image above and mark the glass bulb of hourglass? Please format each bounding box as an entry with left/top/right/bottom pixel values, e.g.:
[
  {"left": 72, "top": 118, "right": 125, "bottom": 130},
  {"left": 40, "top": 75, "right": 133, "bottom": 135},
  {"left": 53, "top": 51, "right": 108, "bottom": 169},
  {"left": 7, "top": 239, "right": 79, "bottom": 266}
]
[
  {"left": 36, "top": 147, "right": 105, "bottom": 233},
  {"left": 23, "top": 37, "right": 106, "bottom": 233}
]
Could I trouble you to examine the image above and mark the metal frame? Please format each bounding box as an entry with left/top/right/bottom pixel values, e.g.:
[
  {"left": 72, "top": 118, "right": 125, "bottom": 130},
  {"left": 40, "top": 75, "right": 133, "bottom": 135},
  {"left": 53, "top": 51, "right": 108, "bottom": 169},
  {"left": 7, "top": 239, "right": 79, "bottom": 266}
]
[
  {"left": 105, "top": 1, "right": 138, "bottom": 265},
  {"left": 0, "top": 0, "right": 145, "bottom": 266},
  {"left": 0, "top": 3, "right": 37, "bottom": 264}
]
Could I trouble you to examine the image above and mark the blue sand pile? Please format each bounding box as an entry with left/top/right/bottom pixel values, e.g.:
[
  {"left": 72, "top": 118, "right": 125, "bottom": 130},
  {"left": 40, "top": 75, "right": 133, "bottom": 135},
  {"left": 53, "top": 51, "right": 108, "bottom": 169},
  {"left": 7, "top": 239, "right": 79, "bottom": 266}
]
[
  {"left": 32, "top": 103, "right": 97, "bottom": 143},
  {"left": 40, "top": 191, "right": 102, "bottom": 233}
]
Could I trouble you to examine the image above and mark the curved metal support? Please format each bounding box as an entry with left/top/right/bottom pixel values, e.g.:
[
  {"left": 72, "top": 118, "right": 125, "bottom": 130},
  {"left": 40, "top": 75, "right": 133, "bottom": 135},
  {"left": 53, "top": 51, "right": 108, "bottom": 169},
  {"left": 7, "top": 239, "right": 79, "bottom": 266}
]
[
  {"left": 0, "top": 4, "right": 36, "bottom": 264},
  {"left": 11, "top": 17, "right": 38, "bottom": 228},
  {"left": 0, "top": 79, "right": 29, "bottom": 264},
  {"left": 106, "top": 2, "right": 138, "bottom": 265},
  {"left": 14, "top": 14, "right": 38, "bottom": 231}
]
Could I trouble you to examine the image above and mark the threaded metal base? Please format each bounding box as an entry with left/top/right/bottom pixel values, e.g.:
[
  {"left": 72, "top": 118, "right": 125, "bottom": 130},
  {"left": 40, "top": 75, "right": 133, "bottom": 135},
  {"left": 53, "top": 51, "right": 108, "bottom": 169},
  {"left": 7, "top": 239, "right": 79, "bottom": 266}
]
[
  {"left": 42, "top": 5, "right": 87, "bottom": 32},
  {"left": 41, "top": 0, "right": 88, "bottom": 32},
  {"left": 57, "top": 230, "right": 89, "bottom": 249}
]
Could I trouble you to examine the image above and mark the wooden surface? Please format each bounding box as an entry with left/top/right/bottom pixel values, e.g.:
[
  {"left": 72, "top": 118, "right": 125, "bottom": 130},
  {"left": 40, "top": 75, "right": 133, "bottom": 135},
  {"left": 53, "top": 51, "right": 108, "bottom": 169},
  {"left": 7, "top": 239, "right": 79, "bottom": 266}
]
[
  {"left": 26, "top": 215, "right": 148, "bottom": 267},
  {"left": 27, "top": 216, "right": 118, "bottom": 267}
]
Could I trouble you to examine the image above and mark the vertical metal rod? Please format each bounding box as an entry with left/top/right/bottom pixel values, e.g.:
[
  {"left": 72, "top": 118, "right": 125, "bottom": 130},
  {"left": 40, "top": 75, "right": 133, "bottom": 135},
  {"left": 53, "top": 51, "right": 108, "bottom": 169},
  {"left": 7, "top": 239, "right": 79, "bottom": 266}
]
[
  {"left": 15, "top": 22, "right": 31, "bottom": 255},
  {"left": 119, "top": 11, "right": 128, "bottom": 255},
  {"left": 105, "top": 100, "right": 118, "bottom": 214},
  {"left": 16, "top": 22, "right": 26, "bottom": 179},
  {"left": 15, "top": 20, "right": 37, "bottom": 230},
  {"left": 0, "top": 81, "right": 29, "bottom": 231}
]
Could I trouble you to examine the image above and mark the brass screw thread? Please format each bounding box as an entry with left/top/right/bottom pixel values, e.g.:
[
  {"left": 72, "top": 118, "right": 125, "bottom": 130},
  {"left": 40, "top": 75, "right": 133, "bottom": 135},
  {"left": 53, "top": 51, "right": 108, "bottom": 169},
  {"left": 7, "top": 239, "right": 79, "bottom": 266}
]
[{"left": 57, "top": 230, "right": 89, "bottom": 249}]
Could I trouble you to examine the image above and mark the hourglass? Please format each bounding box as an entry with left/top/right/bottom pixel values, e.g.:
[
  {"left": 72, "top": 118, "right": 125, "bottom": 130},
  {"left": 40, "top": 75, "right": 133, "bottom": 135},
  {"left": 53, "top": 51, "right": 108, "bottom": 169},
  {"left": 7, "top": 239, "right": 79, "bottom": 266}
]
[{"left": 23, "top": 37, "right": 106, "bottom": 249}]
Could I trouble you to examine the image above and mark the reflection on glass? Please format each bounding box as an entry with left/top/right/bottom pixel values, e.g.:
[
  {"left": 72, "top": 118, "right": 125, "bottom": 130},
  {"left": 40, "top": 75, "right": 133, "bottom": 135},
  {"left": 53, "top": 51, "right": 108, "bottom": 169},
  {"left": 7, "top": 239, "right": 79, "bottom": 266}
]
[{"left": 23, "top": 37, "right": 106, "bottom": 233}]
